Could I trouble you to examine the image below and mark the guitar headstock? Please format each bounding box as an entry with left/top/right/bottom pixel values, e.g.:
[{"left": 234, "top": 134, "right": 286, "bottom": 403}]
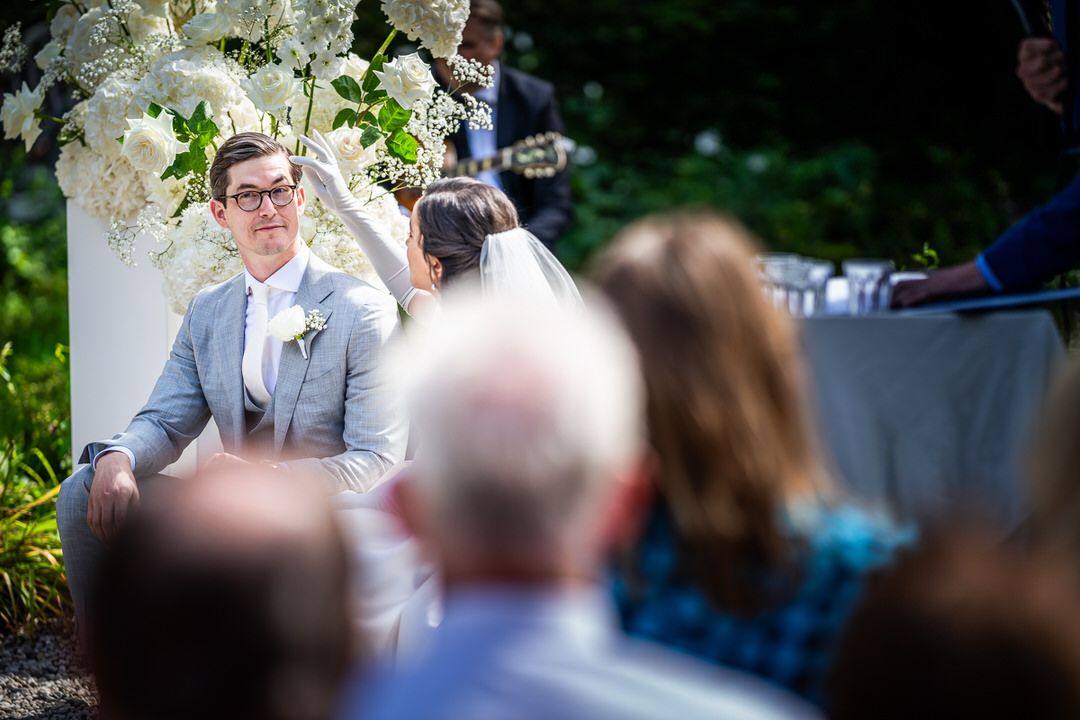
[{"left": 504, "top": 132, "right": 569, "bottom": 178}]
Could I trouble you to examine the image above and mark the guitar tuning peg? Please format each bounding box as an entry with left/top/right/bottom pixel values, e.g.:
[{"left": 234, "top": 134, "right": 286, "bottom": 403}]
[
  {"left": 525, "top": 136, "right": 536, "bottom": 147},
  {"left": 524, "top": 168, "right": 536, "bottom": 178}
]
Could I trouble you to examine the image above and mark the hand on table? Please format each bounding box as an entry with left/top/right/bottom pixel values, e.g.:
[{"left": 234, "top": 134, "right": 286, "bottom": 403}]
[{"left": 891, "top": 261, "right": 990, "bottom": 308}]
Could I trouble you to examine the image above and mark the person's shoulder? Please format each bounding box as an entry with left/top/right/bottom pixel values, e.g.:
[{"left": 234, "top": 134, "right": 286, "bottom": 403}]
[
  {"left": 187, "top": 271, "right": 244, "bottom": 310},
  {"left": 308, "top": 255, "right": 395, "bottom": 308},
  {"left": 605, "top": 637, "right": 824, "bottom": 720}
]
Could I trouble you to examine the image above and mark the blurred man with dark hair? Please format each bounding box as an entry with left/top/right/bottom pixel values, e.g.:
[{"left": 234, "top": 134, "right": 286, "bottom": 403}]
[
  {"left": 89, "top": 466, "right": 354, "bottom": 720},
  {"left": 829, "top": 527, "right": 1080, "bottom": 719},
  {"left": 342, "top": 293, "right": 820, "bottom": 720},
  {"left": 433, "top": 0, "right": 572, "bottom": 252}
]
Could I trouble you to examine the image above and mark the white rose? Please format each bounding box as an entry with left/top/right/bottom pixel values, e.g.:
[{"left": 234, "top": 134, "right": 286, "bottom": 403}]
[
  {"left": 328, "top": 126, "right": 382, "bottom": 173},
  {"left": 182, "top": 13, "right": 232, "bottom": 43},
  {"left": 121, "top": 111, "right": 188, "bottom": 175},
  {"left": 35, "top": 41, "right": 61, "bottom": 70},
  {"left": 268, "top": 305, "right": 306, "bottom": 341},
  {"left": 242, "top": 63, "right": 301, "bottom": 113},
  {"left": 1, "top": 82, "right": 43, "bottom": 152},
  {"left": 373, "top": 53, "right": 436, "bottom": 109}
]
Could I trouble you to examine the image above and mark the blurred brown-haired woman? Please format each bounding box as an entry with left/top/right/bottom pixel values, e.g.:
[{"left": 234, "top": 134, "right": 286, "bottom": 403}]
[{"left": 592, "top": 209, "right": 911, "bottom": 707}]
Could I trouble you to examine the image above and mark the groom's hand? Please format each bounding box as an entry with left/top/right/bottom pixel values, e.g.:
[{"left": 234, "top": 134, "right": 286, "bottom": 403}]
[{"left": 88, "top": 451, "right": 140, "bottom": 544}]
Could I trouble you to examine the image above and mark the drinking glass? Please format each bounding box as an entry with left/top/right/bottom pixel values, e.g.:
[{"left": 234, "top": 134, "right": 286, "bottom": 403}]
[
  {"left": 803, "top": 260, "right": 835, "bottom": 316},
  {"left": 842, "top": 258, "right": 893, "bottom": 316}
]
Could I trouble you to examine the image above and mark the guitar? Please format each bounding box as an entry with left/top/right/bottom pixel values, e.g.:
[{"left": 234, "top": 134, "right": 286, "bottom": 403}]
[
  {"left": 444, "top": 131, "right": 569, "bottom": 179},
  {"left": 394, "top": 132, "right": 570, "bottom": 211}
]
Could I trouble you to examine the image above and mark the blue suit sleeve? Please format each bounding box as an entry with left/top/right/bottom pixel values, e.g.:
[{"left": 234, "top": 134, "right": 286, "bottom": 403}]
[{"left": 980, "top": 172, "right": 1080, "bottom": 291}]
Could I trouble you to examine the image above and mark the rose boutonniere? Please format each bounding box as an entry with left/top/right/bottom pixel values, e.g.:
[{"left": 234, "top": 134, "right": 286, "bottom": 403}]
[{"left": 268, "top": 306, "right": 327, "bottom": 359}]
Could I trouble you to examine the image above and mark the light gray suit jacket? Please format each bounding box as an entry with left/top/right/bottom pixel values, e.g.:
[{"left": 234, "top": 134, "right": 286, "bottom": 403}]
[{"left": 81, "top": 254, "right": 407, "bottom": 493}]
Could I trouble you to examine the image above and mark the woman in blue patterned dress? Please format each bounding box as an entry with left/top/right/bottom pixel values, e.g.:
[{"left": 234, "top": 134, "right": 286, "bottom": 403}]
[{"left": 591, "top": 210, "right": 913, "bottom": 707}]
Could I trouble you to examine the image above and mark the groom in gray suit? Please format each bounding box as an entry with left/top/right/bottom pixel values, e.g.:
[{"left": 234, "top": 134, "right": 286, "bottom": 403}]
[{"left": 57, "top": 132, "right": 407, "bottom": 629}]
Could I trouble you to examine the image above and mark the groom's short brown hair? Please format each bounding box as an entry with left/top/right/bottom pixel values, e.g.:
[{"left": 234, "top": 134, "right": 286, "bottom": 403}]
[{"left": 209, "top": 132, "right": 303, "bottom": 201}]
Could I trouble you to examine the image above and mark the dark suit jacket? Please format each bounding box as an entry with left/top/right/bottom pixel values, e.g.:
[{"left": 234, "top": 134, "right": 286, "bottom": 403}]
[{"left": 448, "top": 65, "right": 573, "bottom": 251}]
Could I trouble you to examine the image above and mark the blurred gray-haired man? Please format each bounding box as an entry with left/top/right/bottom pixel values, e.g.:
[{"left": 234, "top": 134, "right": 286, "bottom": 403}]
[{"left": 340, "top": 291, "right": 820, "bottom": 720}]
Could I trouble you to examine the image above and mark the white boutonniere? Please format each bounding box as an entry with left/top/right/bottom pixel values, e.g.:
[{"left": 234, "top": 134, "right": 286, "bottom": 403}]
[{"left": 268, "top": 306, "right": 327, "bottom": 359}]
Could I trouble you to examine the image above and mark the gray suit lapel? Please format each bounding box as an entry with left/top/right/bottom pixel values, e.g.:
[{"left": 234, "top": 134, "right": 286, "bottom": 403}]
[{"left": 272, "top": 255, "right": 336, "bottom": 453}]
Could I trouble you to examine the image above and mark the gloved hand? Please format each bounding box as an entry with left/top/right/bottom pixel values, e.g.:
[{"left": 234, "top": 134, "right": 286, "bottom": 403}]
[
  {"left": 290, "top": 129, "right": 360, "bottom": 215},
  {"left": 290, "top": 130, "right": 417, "bottom": 312}
]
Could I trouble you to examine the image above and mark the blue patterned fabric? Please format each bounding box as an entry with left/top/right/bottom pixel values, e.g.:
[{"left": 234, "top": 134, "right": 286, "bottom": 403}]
[{"left": 614, "top": 501, "right": 913, "bottom": 707}]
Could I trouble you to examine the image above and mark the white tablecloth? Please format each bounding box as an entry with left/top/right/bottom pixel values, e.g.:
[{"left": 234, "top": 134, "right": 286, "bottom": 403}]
[{"left": 799, "top": 310, "right": 1066, "bottom": 529}]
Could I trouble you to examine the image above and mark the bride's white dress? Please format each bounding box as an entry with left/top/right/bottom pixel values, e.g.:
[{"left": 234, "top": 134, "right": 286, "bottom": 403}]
[{"left": 331, "top": 469, "right": 442, "bottom": 665}]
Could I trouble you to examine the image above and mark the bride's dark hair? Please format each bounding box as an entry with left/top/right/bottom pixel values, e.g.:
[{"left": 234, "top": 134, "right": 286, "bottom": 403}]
[{"left": 415, "top": 177, "right": 519, "bottom": 286}]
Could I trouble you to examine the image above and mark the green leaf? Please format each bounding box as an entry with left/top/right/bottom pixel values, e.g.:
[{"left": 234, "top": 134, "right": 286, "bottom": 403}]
[
  {"left": 362, "top": 88, "right": 388, "bottom": 105},
  {"left": 147, "top": 103, "right": 163, "bottom": 119},
  {"left": 377, "top": 97, "right": 412, "bottom": 133},
  {"left": 332, "top": 75, "right": 365, "bottom": 104},
  {"left": 333, "top": 108, "right": 357, "bottom": 130},
  {"left": 360, "top": 125, "right": 385, "bottom": 148},
  {"left": 386, "top": 129, "right": 418, "bottom": 163},
  {"left": 362, "top": 54, "right": 387, "bottom": 95}
]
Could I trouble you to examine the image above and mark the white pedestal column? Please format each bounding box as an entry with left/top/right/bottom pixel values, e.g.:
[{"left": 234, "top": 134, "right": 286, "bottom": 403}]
[{"left": 66, "top": 201, "right": 219, "bottom": 475}]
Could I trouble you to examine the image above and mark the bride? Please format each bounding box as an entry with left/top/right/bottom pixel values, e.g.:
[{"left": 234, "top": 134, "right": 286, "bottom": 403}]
[
  {"left": 291, "top": 131, "right": 581, "bottom": 326},
  {"left": 290, "top": 132, "right": 581, "bottom": 664}
]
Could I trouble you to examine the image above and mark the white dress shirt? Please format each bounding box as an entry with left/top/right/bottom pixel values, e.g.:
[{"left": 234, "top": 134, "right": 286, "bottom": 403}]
[
  {"left": 467, "top": 62, "right": 503, "bottom": 192},
  {"left": 96, "top": 245, "right": 312, "bottom": 472},
  {"left": 243, "top": 243, "right": 311, "bottom": 398}
]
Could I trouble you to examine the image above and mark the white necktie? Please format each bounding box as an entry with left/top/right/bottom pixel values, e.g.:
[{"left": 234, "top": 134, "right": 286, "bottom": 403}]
[{"left": 242, "top": 283, "right": 272, "bottom": 406}]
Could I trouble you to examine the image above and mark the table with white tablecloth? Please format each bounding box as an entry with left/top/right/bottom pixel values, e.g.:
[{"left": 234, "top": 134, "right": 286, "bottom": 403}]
[{"left": 799, "top": 310, "right": 1066, "bottom": 529}]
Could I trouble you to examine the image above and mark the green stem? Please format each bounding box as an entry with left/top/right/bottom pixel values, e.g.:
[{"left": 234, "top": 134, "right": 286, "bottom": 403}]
[
  {"left": 355, "top": 28, "right": 397, "bottom": 89},
  {"left": 300, "top": 74, "right": 316, "bottom": 153}
]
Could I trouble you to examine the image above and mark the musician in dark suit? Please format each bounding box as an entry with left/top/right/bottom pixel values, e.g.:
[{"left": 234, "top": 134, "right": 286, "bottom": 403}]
[
  {"left": 434, "top": 0, "right": 572, "bottom": 252},
  {"left": 894, "top": 1, "right": 1080, "bottom": 307}
]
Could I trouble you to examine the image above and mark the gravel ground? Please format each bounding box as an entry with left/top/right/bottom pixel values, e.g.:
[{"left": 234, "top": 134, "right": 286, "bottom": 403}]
[{"left": 0, "top": 619, "right": 97, "bottom": 720}]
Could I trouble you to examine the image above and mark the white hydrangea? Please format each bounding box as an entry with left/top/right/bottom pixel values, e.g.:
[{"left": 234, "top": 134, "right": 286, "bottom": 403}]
[
  {"left": 83, "top": 75, "right": 139, "bottom": 152},
  {"left": 56, "top": 141, "right": 153, "bottom": 224},
  {"left": 149, "top": 203, "right": 244, "bottom": 313},
  {"left": 134, "top": 47, "right": 251, "bottom": 122},
  {"left": 381, "top": 0, "right": 469, "bottom": 59}
]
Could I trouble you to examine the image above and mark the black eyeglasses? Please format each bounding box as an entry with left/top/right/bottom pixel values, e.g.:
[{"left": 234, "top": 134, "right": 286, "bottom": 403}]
[{"left": 218, "top": 185, "right": 297, "bottom": 212}]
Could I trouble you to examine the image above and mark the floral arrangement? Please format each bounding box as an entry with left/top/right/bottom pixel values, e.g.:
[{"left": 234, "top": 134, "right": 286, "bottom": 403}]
[{"left": 0, "top": 0, "right": 493, "bottom": 313}]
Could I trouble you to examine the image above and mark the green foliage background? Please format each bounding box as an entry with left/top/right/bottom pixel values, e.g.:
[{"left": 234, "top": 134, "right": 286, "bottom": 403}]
[{"left": 0, "top": 0, "right": 1074, "bottom": 627}]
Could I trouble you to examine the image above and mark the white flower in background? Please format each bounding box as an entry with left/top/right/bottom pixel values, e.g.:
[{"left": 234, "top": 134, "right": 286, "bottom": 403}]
[
  {"left": 135, "top": 47, "right": 250, "bottom": 121},
  {"left": 34, "top": 40, "right": 61, "bottom": 70},
  {"left": 146, "top": 174, "right": 188, "bottom": 217},
  {"left": 121, "top": 111, "right": 188, "bottom": 175},
  {"left": 149, "top": 203, "right": 244, "bottom": 313},
  {"left": 182, "top": 13, "right": 232, "bottom": 43},
  {"left": 327, "top": 126, "right": 383, "bottom": 173},
  {"left": 381, "top": 0, "right": 470, "bottom": 59},
  {"left": 1, "top": 82, "right": 43, "bottom": 151},
  {"left": 48, "top": 4, "right": 81, "bottom": 48},
  {"left": 374, "top": 53, "right": 436, "bottom": 109},
  {"left": 242, "top": 63, "right": 302, "bottom": 113},
  {"left": 57, "top": 142, "right": 153, "bottom": 224},
  {"left": 84, "top": 76, "right": 139, "bottom": 153}
]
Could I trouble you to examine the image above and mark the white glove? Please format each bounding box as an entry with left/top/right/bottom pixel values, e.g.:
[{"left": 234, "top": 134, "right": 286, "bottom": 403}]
[{"left": 291, "top": 130, "right": 417, "bottom": 312}]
